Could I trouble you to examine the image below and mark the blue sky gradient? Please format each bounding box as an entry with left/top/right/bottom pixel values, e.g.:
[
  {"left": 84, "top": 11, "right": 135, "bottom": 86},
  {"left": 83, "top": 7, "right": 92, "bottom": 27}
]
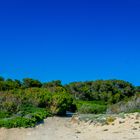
[{"left": 0, "top": 0, "right": 140, "bottom": 85}]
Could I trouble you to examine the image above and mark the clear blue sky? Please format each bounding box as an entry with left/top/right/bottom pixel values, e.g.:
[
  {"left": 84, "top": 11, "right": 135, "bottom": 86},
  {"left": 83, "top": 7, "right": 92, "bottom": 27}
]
[{"left": 0, "top": 0, "right": 140, "bottom": 85}]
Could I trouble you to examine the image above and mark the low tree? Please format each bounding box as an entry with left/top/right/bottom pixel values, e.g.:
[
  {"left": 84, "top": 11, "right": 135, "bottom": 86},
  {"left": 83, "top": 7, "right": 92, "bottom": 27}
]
[{"left": 22, "top": 78, "right": 42, "bottom": 88}]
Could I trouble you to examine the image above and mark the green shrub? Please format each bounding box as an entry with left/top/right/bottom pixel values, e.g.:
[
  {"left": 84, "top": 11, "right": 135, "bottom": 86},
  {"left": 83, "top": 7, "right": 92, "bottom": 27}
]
[
  {"left": 65, "top": 80, "right": 135, "bottom": 103},
  {"left": 2, "top": 101, "right": 17, "bottom": 113},
  {"left": 0, "top": 111, "right": 10, "bottom": 119},
  {"left": 76, "top": 101, "right": 107, "bottom": 114},
  {"left": 0, "top": 91, "right": 75, "bottom": 128},
  {"left": 18, "top": 104, "right": 50, "bottom": 115},
  {"left": 0, "top": 108, "right": 49, "bottom": 128},
  {"left": 50, "top": 93, "right": 76, "bottom": 115},
  {"left": 0, "top": 117, "right": 36, "bottom": 128},
  {"left": 20, "top": 88, "right": 52, "bottom": 108}
]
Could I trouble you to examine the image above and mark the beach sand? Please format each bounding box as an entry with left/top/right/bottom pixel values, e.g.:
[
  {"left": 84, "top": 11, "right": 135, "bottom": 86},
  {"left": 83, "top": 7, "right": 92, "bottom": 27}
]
[{"left": 0, "top": 113, "right": 140, "bottom": 140}]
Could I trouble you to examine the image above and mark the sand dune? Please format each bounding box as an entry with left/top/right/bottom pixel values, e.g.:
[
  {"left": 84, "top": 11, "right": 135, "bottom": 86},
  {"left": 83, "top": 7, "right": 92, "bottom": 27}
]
[{"left": 0, "top": 113, "right": 140, "bottom": 140}]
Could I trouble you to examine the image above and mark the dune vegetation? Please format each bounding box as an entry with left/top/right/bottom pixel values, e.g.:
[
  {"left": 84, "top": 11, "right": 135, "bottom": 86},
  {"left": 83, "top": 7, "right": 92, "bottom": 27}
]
[{"left": 0, "top": 76, "right": 139, "bottom": 128}]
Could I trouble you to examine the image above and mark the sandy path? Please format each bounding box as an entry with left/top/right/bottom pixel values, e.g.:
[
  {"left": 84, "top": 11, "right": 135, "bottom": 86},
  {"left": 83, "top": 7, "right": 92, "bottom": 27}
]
[
  {"left": 0, "top": 114, "right": 140, "bottom": 140},
  {"left": 0, "top": 117, "right": 90, "bottom": 140}
]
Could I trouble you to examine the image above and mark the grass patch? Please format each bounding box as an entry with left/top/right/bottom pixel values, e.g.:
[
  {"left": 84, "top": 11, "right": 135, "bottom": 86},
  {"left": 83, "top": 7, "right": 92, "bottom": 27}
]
[
  {"left": 75, "top": 100, "right": 107, "bottom": 114},
  {"left": 0, "top": 111, "right": 11, "bottom": 119}
]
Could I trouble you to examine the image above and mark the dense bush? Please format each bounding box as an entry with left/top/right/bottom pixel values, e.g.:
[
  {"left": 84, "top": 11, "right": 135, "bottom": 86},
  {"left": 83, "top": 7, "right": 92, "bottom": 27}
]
[
  {"left": 0, "top": 88, "right": 76, "bottom": 115},
  {"left": 22, "top": 78, "right": 42, "bottom": 88},
  {"left": 21, "top": 88, "right": 52, "bottom": 108},
  {"left": 0, "top": 86, "right": 76, "bottom": 127},
  {"left": 0, "top": 77, "right": 42, "bottom": 91},
  {"left": 0, "top": 93, "right": 21, "bottom": 114},
  {"left": 107, "top": 93, "right": 140, "bottom": 114},
  {"left": 65, "top": 80, "right": 135, "bottom": 103},
  {"left": 50, "top": 93, "right": 76, "bottom": 115}
]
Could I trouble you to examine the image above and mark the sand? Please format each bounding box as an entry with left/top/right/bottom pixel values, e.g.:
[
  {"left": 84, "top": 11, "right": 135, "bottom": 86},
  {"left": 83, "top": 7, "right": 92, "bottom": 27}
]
[{"left": 0, "top": 113, "right": 140, "bottom": 140}]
